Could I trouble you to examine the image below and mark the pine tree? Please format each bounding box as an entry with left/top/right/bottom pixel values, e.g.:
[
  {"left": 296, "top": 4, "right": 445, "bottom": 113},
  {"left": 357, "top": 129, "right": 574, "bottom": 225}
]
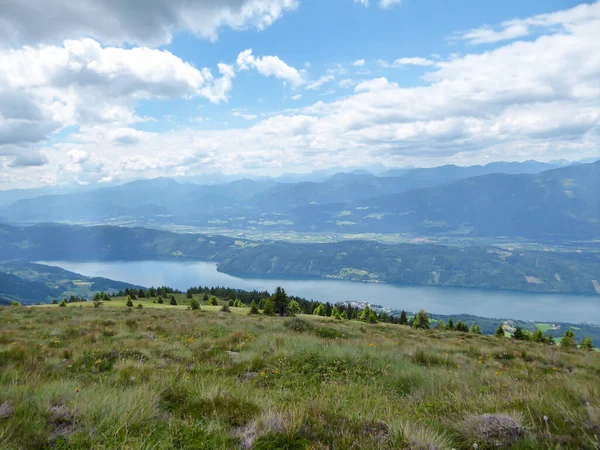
[
  {"left": 512, "top": 327, "right": 528, "bottom": 341},
  {"left": 446, "top": 318, "right": 455, "bottom": 330},
  {"left": 399, "top": 310, "right": 408, "bottom": 325},
  {"left": 186, "top": 290, "right": 193, "bottom": 299},
  {"left": 59, "top": 299, "right": 67, "bottom": 307},
  {"left": 560, "top": 329, "right": 577, "bottom": 349},
  {"left": 366, "top": 311, "right": 378, "bottom": 323},
  {"left": 209, "top": 296, "right": 218, "bottom": 306},
  {"left": 203, "top": 292, "right": 209, "bottom": 302},
  {"left": 263, "top": 298, "right": 276, "bottom": 316},
  {"left": 170, "top": 296, "right": 177, "bottom": 306},
  {"left": 249, "top": 300, "right": 259, "bottom": 315},
  {"left": 580, "top": 336, "right": 594, "bottom": 351},
  {"left": 190, "top": 299, "right": 200, "bottom": 310},
  {"left": 412, "top": 309, "right": 430, "bottom": 329},
  {"left": 531, "top": 329, "right": 546, "bottom": 343},
  {"left": 455, "top": 321, "right": 469, "bottom": 333},
  {"left": 331, "top": 306, "right": 341, "bottom": 319},
  {"left": 313, "top": 304, "right": 326, "bottom": 316},
  {"left": 157, "top": 296, "right": 163, "bottom": 304},
  {"left": 470, "top": 324, "right": 482, "bottom": 335},
  {"left": 359, "top": 305, "right": 372, "bottom": 322},
  {"left": 288, "top": 300, "right": 301, "bottom": 315},
  {"left": 273, "top": 286, "right": 288, "bottom": 316},
  {"left": 126, "top": 296, "right": 133, "bottom": 308},
  {"left": 494, "top": 324, "right": 506, "bottom": 337}
]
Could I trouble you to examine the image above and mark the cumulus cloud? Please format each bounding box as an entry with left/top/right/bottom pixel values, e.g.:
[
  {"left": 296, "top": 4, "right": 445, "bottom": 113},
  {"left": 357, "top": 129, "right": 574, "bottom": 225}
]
[
  {"left": 237, "top": 49, "right": 305, "bottom": 87},
  {"left": 352, "top": 59, "right": 365, "bottom": 67},
  {"left": 0, "top": 38, "right": 234, "bottom": 157},
  {"left": 2, "top": 2, "right": 600, "bottom": 188},
  {"left": 0, "top": 0, "right": 299, "bottom": 47}
]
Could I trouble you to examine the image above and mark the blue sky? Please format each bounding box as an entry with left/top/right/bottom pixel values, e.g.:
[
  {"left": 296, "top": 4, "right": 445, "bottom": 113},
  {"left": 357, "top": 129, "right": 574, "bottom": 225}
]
[{"left": 0, "top": 0, "right": 598, "bottom": 188}]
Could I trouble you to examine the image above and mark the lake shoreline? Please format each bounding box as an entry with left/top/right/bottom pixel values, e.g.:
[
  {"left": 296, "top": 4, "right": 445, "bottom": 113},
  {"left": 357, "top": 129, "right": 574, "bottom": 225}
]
[{"left": 36, "top": 260, "right": 600, "bottom": 326}]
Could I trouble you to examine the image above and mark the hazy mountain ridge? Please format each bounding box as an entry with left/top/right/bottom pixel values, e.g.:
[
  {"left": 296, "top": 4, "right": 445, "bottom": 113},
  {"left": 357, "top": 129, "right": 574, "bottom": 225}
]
[
  {"left": 288, "top": 160, "right": 600, "bottom": 239},
  {"left": 0, "top": 160, "right": 573, "bottom": 230}
]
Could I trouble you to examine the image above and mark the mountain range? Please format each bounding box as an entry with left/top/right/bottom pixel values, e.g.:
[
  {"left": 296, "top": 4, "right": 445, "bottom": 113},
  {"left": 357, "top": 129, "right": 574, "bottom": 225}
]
[{"left": 0, "top": 159, "right": 598, "bottom": 241}]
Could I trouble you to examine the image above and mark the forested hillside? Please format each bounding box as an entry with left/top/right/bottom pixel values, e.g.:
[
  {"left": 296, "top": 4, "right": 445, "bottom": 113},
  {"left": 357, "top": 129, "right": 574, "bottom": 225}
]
[{"left": 2, "top": 223, "right": 600, "bottom": 295}]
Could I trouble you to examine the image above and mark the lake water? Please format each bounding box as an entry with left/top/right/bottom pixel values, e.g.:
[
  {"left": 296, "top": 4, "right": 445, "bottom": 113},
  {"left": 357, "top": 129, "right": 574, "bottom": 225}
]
[{"left": 39, "top": 260, "right": 600, "bottom": 324}]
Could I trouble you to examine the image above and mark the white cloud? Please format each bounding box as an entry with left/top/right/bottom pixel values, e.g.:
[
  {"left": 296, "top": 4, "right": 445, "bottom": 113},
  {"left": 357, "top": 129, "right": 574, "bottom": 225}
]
[
  {"left": 352, "top": 59, "right": 365, "bottom": 67},
  {"left": 379, "top": 57, "right": 435, "bottom": 68},
  {"left": 291, "top": 94, "right": 303, "bottom": 100},
  {"left": 454, "top": 1, "right": 600, "bottom": 44},
  {"left": 233, "top": 112, "right": 258, "bottom": 120},
  {"left": 0, "top": 38, "right": 234, "bottom": 167},
  {"left": 355, "top": 0, "right": 402, "bottom": 8},
  {"left": 2, "top": 2, "right": 600, "bottom": 187},
  {"left": 306, "top": 75, "right": 335, "bottom": 90},
  {"left": 380, "top": 0, "right": 402, "bottom": 8},
  {"left": 237, "top": 49, "right": 305, "bottom": 87},
  {"left": 0, "top": 0, "right": 299, "bottom": 47},
  {"left": 338, "top": 79, "right": 356, "bottom": 89}
]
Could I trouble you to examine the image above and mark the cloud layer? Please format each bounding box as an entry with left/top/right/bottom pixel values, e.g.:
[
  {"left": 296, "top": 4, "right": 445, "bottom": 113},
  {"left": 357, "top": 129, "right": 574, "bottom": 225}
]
[
  {"left": 1, "top": 1, "right": 599, "bottom": 188},
  {"left": 0, "top": 0, "right": 299, "bottom": 47}
]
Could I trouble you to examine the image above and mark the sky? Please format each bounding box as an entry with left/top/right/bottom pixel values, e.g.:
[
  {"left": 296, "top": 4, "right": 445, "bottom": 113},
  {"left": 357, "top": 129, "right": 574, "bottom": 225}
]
[{"left": 0, "top": 0, "right": 599, "bottom": 189}]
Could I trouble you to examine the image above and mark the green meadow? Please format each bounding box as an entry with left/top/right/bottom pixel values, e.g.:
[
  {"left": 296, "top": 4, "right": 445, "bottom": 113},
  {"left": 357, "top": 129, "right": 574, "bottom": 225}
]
[{"left": 0, "top": 296, "right": 599, "bottom": 449}]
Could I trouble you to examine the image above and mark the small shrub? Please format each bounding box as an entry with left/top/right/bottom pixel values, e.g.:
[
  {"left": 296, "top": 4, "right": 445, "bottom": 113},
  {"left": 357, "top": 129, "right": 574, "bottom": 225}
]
[
  {"left": 221, "top": 304, "right": 231, "bottom": 313},
  {"left": 157, "top": 296, "right": 164, "bottom": 304},
  {"left": 11, "top": 301, "right": 20, "bottom": 307},
  {"left": 209, "top": 296, "right": 218, "bottom": 306},
  {"left": 126, "top": 296, "right": 133, "bottom": 308},
  {"left": 59, "top": 299, "right": 67, "bottom": 307},
  {"left": 190, "top": 299, "right": 200, "bottom": 310},
  {"left": 285, "top": 318, "right": 313, "bottom": 333}
]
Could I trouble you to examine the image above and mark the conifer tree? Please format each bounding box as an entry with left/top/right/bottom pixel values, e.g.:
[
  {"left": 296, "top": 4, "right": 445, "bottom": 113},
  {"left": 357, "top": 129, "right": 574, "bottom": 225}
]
[
  {"left": 560, "top": 329, "right": 577, "bottom": 349},
  {"left": 494, "top": 324, "right": 505, "bottom": 337},
  {"left": 412, "top": 309, "right": 430, "bottom": 329},
  {"left": 580, "top": 336, "right": 594, "bottom": 351},
  {"left": 249, "top": 300, "right": 259, "bottom": 315},
  {"left": 399, "top": 310, "right": 408, "bottom": 325}
]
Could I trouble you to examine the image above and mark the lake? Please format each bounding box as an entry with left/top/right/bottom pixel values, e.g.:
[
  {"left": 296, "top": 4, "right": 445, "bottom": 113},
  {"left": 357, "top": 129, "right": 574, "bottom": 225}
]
[{"left": 39, "top": 260, "right": 600, "bottom": 324}]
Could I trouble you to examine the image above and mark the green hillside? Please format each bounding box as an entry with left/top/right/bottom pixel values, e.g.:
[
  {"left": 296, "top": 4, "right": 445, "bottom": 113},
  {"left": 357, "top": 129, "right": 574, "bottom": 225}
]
[
  {"left": 0, "top": 301, "right": 598, "bottom": 449},
  {"left": 0, "top": 262, "right": 142, "bottom": 304},
  {"left": 2, "top": 223, "right": 600, "bottom": 294}
]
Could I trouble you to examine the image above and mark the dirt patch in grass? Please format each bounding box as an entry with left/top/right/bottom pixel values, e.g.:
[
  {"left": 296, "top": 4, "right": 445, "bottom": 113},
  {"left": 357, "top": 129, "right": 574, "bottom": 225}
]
[
  {"left": 461, "top": 413, "right": 524, "bottom": 447},
  {"left": 0, "top": 402, "right": 14, "bottom": 419},
  {"left": 47, "top": 402, "right": 80, "bottom": 442}
]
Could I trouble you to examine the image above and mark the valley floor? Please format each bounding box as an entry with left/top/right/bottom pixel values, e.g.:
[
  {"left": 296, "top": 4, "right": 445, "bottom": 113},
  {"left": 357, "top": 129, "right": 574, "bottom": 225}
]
[{"left": 1, "top": 300, "right": 599, "bottom": 449}]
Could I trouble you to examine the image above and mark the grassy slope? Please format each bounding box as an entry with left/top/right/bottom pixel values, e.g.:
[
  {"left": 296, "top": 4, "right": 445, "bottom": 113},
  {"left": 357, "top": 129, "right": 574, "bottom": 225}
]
[{"left": 1, "top": 297, "right": 599, "bottom": 449}]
